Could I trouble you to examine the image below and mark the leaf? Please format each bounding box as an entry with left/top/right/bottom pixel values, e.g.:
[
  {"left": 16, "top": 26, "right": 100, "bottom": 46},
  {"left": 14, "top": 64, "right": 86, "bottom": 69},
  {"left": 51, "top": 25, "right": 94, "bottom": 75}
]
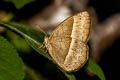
[
  {"left": 4, "top": 0, "right": 35, "bottom": 9},
  {"left": 6, "top": 30, "right": 32, "bottom": 53},
  {"left": 0, "top": 22, "right": 76, "bottom": 80},
  {"left": 0, "top": 22, "right": 50, "bottom": 59},
  {"left": 85, "top": 59, "right": 106, "bottom": 80},
  {"left": 62, "top": 70, "right": 76, "bottom": 80},
  {"left": 0, "top": 36, "right": 24, "bottom": 80}
]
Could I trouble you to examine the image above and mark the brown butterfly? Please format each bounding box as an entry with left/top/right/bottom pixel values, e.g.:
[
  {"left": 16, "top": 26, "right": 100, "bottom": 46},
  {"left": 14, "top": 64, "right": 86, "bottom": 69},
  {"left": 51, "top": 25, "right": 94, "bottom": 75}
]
[{"left": 44, "top": 11, "right": 91, "bottom": 72}]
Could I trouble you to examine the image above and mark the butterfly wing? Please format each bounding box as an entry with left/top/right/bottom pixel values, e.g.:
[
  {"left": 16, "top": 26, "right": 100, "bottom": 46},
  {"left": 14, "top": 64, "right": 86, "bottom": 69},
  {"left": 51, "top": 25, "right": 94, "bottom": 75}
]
[
  {"left": 47, "top": 16, "right": 73, "bottom": 65},
  {"left": 45, "top": 11, "right": 91, "bottom": 72}
]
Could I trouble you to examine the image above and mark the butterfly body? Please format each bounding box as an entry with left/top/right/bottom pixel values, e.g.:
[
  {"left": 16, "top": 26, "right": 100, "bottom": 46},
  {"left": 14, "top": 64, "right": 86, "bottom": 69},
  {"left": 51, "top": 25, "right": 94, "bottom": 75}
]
[{"left": 45, "top": 11, "right": 91, "bottom": 72}]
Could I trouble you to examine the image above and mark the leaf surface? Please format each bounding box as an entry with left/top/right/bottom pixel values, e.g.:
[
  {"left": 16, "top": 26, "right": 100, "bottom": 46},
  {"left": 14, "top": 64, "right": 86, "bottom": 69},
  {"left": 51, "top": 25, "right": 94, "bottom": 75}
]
[
  {"left": 0, "top": 36, "right": 24, "bottom": 80},
  {"left": 86, "top": 59, "right": 106, "bottom": 80}
]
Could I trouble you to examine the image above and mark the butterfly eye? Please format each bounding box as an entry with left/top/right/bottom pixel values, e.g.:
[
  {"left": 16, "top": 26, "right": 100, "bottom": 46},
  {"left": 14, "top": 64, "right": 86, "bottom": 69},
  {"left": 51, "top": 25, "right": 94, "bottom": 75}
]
[{"left": 44, "top": 37, "right": 49, "bottom": 44}]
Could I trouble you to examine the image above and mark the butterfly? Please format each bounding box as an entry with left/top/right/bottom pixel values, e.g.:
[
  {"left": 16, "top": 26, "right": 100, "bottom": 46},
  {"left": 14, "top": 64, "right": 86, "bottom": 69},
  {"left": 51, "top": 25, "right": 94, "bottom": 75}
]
[{"left": 44, "top": 11, "right": 91, "bottom": 72}]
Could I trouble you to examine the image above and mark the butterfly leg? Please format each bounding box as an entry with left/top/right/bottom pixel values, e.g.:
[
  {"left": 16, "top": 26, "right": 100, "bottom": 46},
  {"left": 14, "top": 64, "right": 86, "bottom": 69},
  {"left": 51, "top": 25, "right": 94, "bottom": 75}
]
[{"left": 39, "top": 41, "right": 46, "bottom": 49}]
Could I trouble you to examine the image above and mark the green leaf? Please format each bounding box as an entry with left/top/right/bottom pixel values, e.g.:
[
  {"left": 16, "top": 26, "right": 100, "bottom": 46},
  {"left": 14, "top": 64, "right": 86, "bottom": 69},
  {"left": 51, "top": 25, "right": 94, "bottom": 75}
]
[
  {"left": 4, "top": 0, "right": 35, "bottom": 9},
  {"left": 0, "top": 22, "right": 51, "bottom": 60},
  {"left": 0, "top": 36, "right": 24, "bottom": 80},
  {"left": 62, "top": 70, "right": 76, "bottom": 80},
  {"left": 6, "top": 30, "right": 32, "bottom": 53},
  {"left": 85, "top": 59, "right": 106, "bottom": 80},
  {"left": 0, "top": 22, "right": 76, "bottom": 80}
]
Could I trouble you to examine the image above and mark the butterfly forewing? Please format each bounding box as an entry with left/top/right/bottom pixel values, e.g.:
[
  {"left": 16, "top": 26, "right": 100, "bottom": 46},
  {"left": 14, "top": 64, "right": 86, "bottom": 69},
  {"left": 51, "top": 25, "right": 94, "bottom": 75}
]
[{"left": 46, "top": 16, "right": 73, "bottom": 65}]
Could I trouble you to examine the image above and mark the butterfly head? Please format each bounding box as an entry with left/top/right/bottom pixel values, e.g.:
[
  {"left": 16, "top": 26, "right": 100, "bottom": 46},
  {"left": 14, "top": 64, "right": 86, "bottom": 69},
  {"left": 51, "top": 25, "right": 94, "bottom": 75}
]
[{"left": 44, "top": 36, "right": 50, "bottom": 46}]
